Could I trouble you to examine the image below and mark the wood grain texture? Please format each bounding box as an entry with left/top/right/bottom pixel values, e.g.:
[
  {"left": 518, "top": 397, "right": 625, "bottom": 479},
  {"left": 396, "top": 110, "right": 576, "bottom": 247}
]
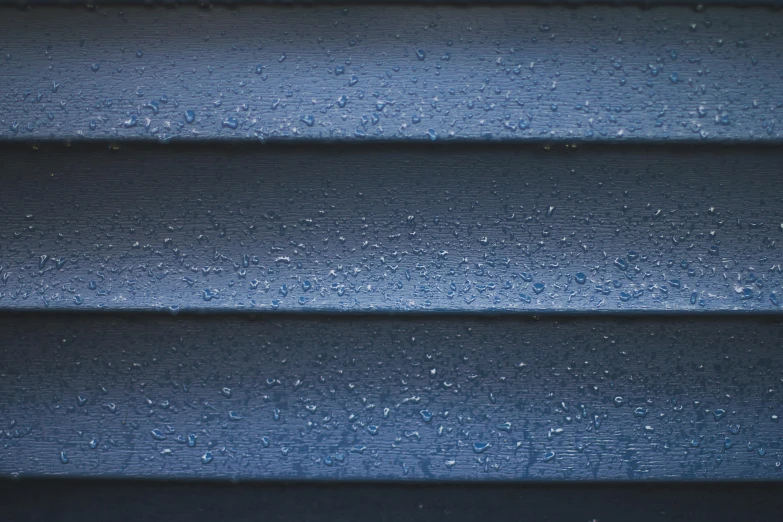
[
  {"left": 1, "top": 314, "right": 782, "bottom": 480},
  {"left": 1, "top": 5, "right": 781, "bottom": 142},
  {"left": 0, "top": 143, "right": 781, "bottom": 312}
]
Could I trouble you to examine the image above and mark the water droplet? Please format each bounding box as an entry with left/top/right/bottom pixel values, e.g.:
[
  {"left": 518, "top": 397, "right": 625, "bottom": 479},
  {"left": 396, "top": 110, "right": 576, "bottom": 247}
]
[
  {"left": 185, "top": 110, "right": 196, "bottom": 124},
  {"left": 59, "top": 451, "right": 69, "bottom": 464},
  {"left": 473, "top": 442, "right": 490, "bottom": 453},
  {"left": 201, "top": 451, "right": 213, "bottom": 464},
  {"left": 543, "top": 451, "right": 555, "bottom": 462},
  {"left": 151, "top": 429, "right": 166, "bottom": 441}
]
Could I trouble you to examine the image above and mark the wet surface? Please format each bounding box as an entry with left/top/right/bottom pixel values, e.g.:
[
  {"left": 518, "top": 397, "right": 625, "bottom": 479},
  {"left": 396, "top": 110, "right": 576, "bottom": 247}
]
[
  {"left": 1, "top": 143, "right": 781, "bottom": 312},
  {"left": 2, "top": 6, "right": 781, "bottom": 142},
  {"left": 1, "top": 313, "right": 782, "bottom": 480}
]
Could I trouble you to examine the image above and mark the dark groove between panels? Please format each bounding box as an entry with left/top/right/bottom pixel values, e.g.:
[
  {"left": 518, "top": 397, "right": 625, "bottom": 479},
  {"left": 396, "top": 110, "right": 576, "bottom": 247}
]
[{"left": 3, "top": 479, "right": 783, "bottom": 522}]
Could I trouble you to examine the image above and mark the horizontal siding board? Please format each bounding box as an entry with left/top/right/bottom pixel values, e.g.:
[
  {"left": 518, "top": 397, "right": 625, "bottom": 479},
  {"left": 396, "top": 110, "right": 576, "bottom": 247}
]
[
  {"left": 0, "top": 143, "right": 781, "bottom": 313},
  {"left": 1, "top": 5, "right": 782, "bottom": 142},
  {"left": 0, "top": 314, "right": 782, "bottom": 480}
]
